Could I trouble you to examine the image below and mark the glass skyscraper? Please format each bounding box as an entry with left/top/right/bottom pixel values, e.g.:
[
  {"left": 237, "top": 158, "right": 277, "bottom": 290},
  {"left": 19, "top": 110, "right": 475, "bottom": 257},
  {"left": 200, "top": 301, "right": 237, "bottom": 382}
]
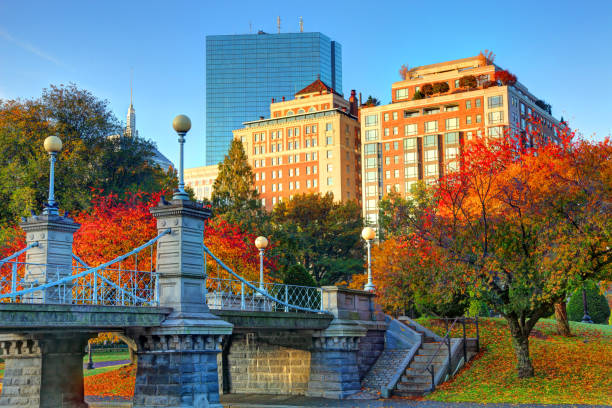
[{"left": 205, "top": 32, "right": 342, "bottom": 165}]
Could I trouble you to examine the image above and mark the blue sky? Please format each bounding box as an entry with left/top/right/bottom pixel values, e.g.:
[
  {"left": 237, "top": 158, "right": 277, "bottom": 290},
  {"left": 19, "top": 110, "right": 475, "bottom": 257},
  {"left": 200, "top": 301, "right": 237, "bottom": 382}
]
[{"left": 1, "top": 0, "right": 611, "bottom": 168}]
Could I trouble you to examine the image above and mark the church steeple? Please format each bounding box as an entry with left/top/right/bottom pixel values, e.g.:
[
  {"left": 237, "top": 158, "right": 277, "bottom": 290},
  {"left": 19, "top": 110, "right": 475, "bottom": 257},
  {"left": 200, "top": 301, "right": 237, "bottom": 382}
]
[{"left": 125, "top": 72, "right": 137, "bottom": 138}]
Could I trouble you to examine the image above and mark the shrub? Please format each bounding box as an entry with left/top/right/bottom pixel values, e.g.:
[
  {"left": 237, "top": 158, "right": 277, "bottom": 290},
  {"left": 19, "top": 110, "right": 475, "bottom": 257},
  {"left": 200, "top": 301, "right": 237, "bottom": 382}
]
[
  {"left": 415, "top": 290, "right": 469, "bottom": 318},
  {"left": 459, "top": 75, "right": 477, "bottom": 89},
  {"left": 434, "top": 81, "right": 450, "bottom": 93},
  {"left": 412, "top": 90, "right": 424, "bottom": 100},
  {"left": 421, "top": 83, "right": 434, "bottom": 96},
  {"left": 468, "top": 298, "right": 490, "bottom": 317},
  {"left": 282, "top": 264, "right": 317, "bottom": 287},
  {"left": 567, "top": 281, "right": 611, "bottom": 324}
]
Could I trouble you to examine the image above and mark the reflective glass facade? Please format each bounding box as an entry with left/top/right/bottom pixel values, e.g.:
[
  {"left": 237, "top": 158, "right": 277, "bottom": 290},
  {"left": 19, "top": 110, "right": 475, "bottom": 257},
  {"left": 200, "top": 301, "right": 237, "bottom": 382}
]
[{"left": 205, "top": 32, "right": 342, "bottom": 165}]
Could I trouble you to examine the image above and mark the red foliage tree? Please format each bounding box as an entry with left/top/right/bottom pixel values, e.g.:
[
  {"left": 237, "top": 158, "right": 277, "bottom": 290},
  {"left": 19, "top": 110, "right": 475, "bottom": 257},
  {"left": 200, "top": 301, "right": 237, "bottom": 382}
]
[{"left": 495, "top": 69, "right": 518, "bottom": 86}]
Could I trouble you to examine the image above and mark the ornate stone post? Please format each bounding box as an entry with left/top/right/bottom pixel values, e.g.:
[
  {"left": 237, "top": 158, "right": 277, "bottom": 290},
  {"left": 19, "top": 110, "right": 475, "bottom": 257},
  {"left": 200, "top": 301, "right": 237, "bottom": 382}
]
[{"left": 127, "top": 115, "right": 232, "bottom": 408}]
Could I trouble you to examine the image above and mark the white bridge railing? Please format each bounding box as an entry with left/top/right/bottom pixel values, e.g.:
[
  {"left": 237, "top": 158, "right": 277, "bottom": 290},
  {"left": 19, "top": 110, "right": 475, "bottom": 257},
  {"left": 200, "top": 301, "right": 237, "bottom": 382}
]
[
  {"left": 204, "top": 245, "right": 327, "bottom": 314},
  {"left": 0, "top": 230, "right": 169, "bottom": 306}
]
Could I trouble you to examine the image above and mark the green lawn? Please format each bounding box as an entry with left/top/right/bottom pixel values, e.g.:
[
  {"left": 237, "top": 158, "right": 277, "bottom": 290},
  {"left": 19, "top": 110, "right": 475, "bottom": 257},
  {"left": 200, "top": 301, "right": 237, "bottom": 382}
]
[
  {"left": 417, "top": 317, "right": 612, "bottom": 405},
  {"left": 83, "top": 350, "right": 130, "bottom": 364},
  {"left": 83, "top": 363, "right": 130, "bottom": 377}
]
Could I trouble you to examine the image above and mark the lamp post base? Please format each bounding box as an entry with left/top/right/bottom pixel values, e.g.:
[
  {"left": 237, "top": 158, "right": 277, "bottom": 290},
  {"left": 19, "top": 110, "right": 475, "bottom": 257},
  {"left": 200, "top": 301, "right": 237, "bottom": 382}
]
[
  {"left": 581, "top": 314, "right": 594, "bottom": 324},
  {"left": 364, "top": 283, "right": 375, "bottom": 292}
]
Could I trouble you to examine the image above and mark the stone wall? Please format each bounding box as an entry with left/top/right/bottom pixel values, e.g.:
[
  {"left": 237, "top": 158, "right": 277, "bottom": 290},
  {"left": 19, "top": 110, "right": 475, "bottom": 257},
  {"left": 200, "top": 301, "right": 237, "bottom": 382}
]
[
  {"left": 356, "top": 329, "right": 386, "bottom": 380},
  {"left": 224, "top": 332, "right": 311, "bottom": 395}
]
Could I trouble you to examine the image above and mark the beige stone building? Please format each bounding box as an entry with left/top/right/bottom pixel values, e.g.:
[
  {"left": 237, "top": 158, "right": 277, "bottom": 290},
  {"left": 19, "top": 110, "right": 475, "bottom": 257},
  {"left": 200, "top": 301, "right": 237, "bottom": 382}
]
[
  {"left": 184, "top": 164, "right": 219, "bottom": 201},
  {"left": 233, "top": 79, "right": 361, "bottom": 211},
  {"left": 361, "top": 55, "right": 560, "bottom": 227}
]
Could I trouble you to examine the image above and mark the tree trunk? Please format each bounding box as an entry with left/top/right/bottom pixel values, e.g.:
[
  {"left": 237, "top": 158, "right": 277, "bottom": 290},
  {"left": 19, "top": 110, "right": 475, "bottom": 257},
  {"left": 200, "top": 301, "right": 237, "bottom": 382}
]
[
  {"left": 554, "top": 302, "right": 571, "bottom": 336},
  {"left": 506, "top": 316, "right": 535, "bottom": 378}
]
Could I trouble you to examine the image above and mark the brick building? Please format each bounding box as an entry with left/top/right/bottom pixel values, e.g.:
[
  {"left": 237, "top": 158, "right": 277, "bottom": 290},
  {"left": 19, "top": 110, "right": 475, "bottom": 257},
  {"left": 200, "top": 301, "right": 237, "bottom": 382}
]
[
  {"left": 360, "top": 56, "right": 560, "bottom": 226},
  {"left": 233, "top": 79, "right": 361, "bottom": 210}
]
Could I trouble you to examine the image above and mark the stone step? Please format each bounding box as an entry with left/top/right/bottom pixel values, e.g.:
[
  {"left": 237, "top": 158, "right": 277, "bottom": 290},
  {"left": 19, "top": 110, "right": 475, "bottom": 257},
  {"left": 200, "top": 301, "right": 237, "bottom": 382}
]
[
  {"left": 401, "top": 373, "right": 432, "bottom": 384},
  {"left": 421, "top": 341, "right": 445, "bottom": 349},
  {"left": 413, "top": 354, "right": 448, "bottom": 364},
  {"left": 394, "top": 389, "right": 431, "bottom": 397},
  {"left": 406, "top": 360, "right": 445, "bottom": 371},
  {"left": 396, "top": 381, "right": 431, "bottom": 392}
]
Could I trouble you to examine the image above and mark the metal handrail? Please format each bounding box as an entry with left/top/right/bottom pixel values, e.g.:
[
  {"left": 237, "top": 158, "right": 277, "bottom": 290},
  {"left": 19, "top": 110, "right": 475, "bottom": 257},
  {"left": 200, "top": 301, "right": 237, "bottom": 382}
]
[
  {"left": 203, "top": 245, "right": 330, "bottom": 314},
  {"left": 415, "top": 317, "right": 459, "bottom": 393},
  {"left": 0, "top": 242, "right": 39, "bottom": 268},
  {"left": 0, "top": 229, "right": 170, "bottom": 301}
]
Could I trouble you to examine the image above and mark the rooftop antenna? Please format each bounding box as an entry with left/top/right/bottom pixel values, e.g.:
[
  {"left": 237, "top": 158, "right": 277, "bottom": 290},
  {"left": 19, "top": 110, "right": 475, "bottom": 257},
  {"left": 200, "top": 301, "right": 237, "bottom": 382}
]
[
  {"left": 299, "top": 16, "right": 303, "bottom": 33},
  {"left": 249, "top": 21, "right": 252, "bottom": 33},
  {"left": 277, "top": 16, "right": 281, "bottom": 33}
]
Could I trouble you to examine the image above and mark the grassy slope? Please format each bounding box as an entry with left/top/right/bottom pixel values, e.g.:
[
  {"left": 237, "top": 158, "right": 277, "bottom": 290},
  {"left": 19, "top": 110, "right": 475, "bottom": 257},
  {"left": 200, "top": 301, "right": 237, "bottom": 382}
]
[{"left": 418, "top": 317, "right": 612, "bottom": 405}]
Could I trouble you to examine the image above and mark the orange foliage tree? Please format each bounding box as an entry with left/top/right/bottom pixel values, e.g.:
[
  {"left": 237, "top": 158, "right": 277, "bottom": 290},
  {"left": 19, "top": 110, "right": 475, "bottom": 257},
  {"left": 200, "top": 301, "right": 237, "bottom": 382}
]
[{"left": 413, "top": 121, "right": 611, "bottom": 378}]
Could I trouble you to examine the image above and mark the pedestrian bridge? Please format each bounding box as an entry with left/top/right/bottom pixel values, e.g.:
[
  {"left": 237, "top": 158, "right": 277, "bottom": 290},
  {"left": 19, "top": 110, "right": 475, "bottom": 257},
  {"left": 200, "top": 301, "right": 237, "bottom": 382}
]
[{"left": 0, "top": 199, "right": 388, "bottom": 408}]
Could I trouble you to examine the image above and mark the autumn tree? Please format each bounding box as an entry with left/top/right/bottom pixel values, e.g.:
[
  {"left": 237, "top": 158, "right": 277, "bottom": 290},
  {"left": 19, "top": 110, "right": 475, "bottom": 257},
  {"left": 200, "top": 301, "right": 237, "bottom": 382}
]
[
  {"left": 459, "top": 75, "right": 478, "bottom": 89},
  {"left": 269, "top": 193, "right": 363, "bottom": 284},
  {"left": 377, "top": 182, "right": 431, "bottom": 239},
  {"left": 399, "top": 64, "right": 410, "bottom": 80},
  {"left": 415, "top": 126, "right": 611, "bottom": 378},
  {"left": 421, "top": 83, "right": 434, "bottom": 97},
  {"left": 211, "top": 139, "right": 263, "bottom": 229},
  {"left": 495, "top": 70, "right": 517, "bottom": 86}
]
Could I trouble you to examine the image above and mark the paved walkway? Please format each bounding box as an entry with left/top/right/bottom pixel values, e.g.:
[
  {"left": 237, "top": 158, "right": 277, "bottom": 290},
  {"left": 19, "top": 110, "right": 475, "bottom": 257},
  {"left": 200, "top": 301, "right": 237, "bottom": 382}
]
[
  {"left": 220, "top": 394, "right": 610, "bottom": 408},
  {"left": 83, "top": 359, "right": 131, "bottom": 370}
]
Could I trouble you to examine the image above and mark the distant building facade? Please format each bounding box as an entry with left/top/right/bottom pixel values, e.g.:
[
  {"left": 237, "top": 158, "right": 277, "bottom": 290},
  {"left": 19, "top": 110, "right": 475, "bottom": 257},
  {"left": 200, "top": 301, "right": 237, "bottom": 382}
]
[
  {"left": 233, "top": 79, "right": 360, "bottom": 211},
  {"left": 361, "top": 55, "right": 560, "bottom": 227},
  {"left": 205, "top": 31, "right": 342, "bottom": 166},
  {"left": 184, "top": 165, "right": 219, "bottom": 202}
]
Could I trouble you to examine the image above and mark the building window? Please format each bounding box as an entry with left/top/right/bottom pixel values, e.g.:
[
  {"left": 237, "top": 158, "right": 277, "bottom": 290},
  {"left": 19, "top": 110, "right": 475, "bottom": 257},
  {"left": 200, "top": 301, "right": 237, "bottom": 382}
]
[
  {"left": 405, "top": 166, "right": 417, "bottom": 178},
  {"left": 365, "top": 129, "right": 379, "bottom": 141},
  {"left": 404, "top": 110, "right": 419, "bottom": 118},
  {"left": 327, "top": 150, "right": 333, "bottom": 159},
  {"left": 313, "top": 165, "right": 318, "bottom": 173},
  {"left": 445, "top": 132, "right": 460, "bottom": 144},
  {"left": 487, "top": 126, "right": 504, "bottom": 138},
  {"left": 365, "top": 143, "right": 377, "bottom": 155},
  {"left": 488, "top": 111, "right": 504, "bottom": 124},
  {"left": 385, "top": 157, "right": 390, "bottom": 165},
  {"left": 476, "top": 114, "right": 482, "bottom": 123},
  {"left": 305, "top": 126, "right": 310, "bottom": 135},
  {"left": 366, "top": 199, "right": 377, "bottom": 210},
  {"left": 296, "top": 181, "right": 300, "bottom": 189},
  {"left": 466, "top": 116, "right": 472, "bottom": 125},
  {"left": 384, "top": 128, "right": 390, "bottom": 137},
  {"left": 488, "top": 95, "right": 503, "bottom": 108},
  {"left": 385, "top": 142, "right": 390, "bottom": 151},
  {"left": 445, "top": 118, "right": 459, "bottom": 130},
  {"left": 394, "top": 169, "right": 400, "bottom": 178},
  {"left": 424, "top": 164, "right": 438, "bottom": 177},
  {"left": 454, "top": 79, "right": 460, "bottom": 88},
  {"left": 393, "top": 141, "right": 399, "bottom": 150},
  {"left": 424, "top": 108, "right": 440, "bottom": 115},
  {"left": 288, "top": 128, "right": 293, "bottom": 137},
  {"left": 327, "top": 164, "right": 333, "bottom": 172},
  {"left": 394, "top": 155, "right": 399, "bottom": 164},
  {"left": 385, "top": 170, "right": 391, "bottom": 179},
  {"left": 306, "top": 166, "right": 311, "bottom": 175},
  {"left": 365, "top": 115, "right": 378, "bottom": 126},
  {"left": 445, "top": 105, "right": 459, "bottom": 112},
  {"left": 295, "top": 127, "right": 300, "bottom": 136},
  {"left": 289, "top": 181, "right": 294, "bottom": 190},
  {"left": 445, "top": 147, "right": 459, "bottom": 160},
  {"left": 424, "top": 134, "right": 437, "bottom": 147},
  {"left": 405, "top": 181, "right": 417, "bottom": 193},
  {"left": 404, "top": 138, "right": 417, "bottom": 150},
  {"left": 384, "top": 113, "right": 389, "bottom": 122},
  {"left": 475, "top": 98, "right": 481, "bottom": 108},
  {"left": 425, "top": 149, "right": 438, "bottom": 161},
  {"left": 393, "top": 127, "right": 399, "bottom": 135},
  {"left": 312, "top": 125, "right": 317, "bottom": 133},
  {"left": 289, "top": 169, "right": 294, "bottom": 177},
  {"left": 405, "top": 123, "right": 417, "bottom": 136},
  {"left": 327, "top": 177, "right": 333, "bottom": 186},
  {"left": 307, "top": 180, "right": 311, "bottom": 188},
  {"left": 326, "top": 136, "right": 333, "bottom": 145},
  {"left": 447, "top": 161, "right": 460, "bottom": 173},
  {"left": 404, "top": 151, "right": 417, "bottom": 164},
  {"left": 395, "top": 88, "right": 410, "bottom": 100},
  {"left": 261, "top": 185, "right": 265, "bottom": 193},
  {"left": 366, "top": 157, "right": 377, "bottom": 168},
  {"left": 326, "top": 123, "right": 333, "bottom": 132},
  {"left": 393, "top": 112, "right": 398, "bottom": 120},
  {"left": 313, "top": 179, "right": 317, "bottom": 187},
  {"left": 466, "top": 100, "right": 472, "bottom": 109},
  {"left": 424, "top": 121, "right": 438, "bottom": 133},
  {"left": 366, "top": 171, "right": 377, "bottom": 182},
  {"left": 366, "top": 185, "right": 377, "bottom": 196}
]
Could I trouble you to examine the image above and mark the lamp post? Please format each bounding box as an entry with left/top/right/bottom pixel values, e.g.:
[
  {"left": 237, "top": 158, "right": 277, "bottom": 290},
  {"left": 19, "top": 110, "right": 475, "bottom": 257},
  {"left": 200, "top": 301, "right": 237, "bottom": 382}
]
[
  {"left": 86, "top": 341, "right": 94, "bottom": 370},
  {"left": 581, "top": 284, "right": 593, "bottom": 324},
  {"left": 43, "top": 135, "right": 62, "bottom": 216},
  {"left": 362, "top": 227, "right": 376, "bottom": 292},
  {"left": 172, "top": 114, "right": 191, "bottom": 201},
  {"left": 255, "top": 236, "right": 268, "bottom": 295}
]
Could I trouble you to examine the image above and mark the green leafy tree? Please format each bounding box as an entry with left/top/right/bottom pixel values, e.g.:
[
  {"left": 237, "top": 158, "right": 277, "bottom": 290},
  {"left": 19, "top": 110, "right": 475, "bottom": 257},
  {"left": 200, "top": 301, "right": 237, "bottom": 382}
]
[
  {"left": 211, "top": 139, "right": 263, "bottom": 229},
  {"left": 270, "top": 193, "right": 363, "bottom": 284},
  {"left": 412, "top": 90, "right": 424, "bottom": 100},
  {"left": 363, "top": 95, "right": 381, "bottom": 107},
  {"left": 377, "top": 182, "right": 431, "bottom": 239},
  {"left": 0, "top": 84, "right": 175, "bottom": 224},
  {"left": 567, "top": 281, "right": 611, "bottom": 324}
]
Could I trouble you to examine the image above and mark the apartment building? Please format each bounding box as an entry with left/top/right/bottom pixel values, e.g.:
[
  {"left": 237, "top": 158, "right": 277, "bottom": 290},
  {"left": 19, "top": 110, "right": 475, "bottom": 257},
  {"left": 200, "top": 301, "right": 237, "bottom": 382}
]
[
  {"left": 361, "top": 55, "right": 559, "bottom": 226},
  {"left": 233, "top": 79, "right": 361, "bottom": 211},
  {"left": 184, "top": 164, "right": 219, "bottom": 201}
]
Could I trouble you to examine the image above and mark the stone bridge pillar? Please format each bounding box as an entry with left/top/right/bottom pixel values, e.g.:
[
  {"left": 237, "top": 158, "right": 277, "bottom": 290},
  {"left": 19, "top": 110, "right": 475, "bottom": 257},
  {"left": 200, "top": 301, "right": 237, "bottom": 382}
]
[
  {"left": 19, "top": 213, "right": 80, "bottom": 303},
  {"left": 0, "top": 333, "right": 89, "bottom": 408},
  {"left": 127, "top": 199, "right": 232, "bottom": 408}
]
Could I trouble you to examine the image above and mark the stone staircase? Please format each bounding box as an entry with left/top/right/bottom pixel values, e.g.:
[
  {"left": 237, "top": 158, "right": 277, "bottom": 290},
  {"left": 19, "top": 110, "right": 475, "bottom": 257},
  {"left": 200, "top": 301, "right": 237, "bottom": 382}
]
[
  {"left": 361, "top": 349, "right": 414, "bottom": 392},
  {"left": 395, "top": 341, "right": 449, "bottom": 396}
]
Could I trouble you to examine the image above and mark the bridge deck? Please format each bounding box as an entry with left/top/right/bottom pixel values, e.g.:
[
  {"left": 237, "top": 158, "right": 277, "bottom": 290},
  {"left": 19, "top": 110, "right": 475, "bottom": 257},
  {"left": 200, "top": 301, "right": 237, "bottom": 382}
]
[
  {"left": 0, "top": 303, "right": 171, "bottom": 333},
  {"left": 212, "top": 309, "right": 333, "bottom": 331}
]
